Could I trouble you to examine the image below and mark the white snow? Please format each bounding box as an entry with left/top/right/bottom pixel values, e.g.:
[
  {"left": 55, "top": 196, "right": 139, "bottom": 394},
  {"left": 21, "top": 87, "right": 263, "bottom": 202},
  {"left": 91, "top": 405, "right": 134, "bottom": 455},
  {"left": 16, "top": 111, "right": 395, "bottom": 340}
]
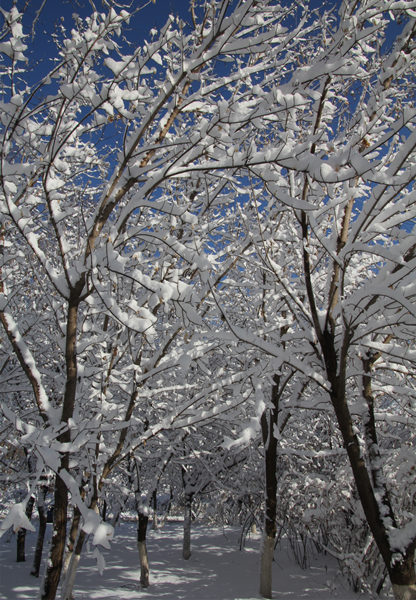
[
  {"left": 0, "top": 503, "right": 35, "bottom": 537},
  {"left": 0, "top": 521, "right": 379, "bottom": 600}
]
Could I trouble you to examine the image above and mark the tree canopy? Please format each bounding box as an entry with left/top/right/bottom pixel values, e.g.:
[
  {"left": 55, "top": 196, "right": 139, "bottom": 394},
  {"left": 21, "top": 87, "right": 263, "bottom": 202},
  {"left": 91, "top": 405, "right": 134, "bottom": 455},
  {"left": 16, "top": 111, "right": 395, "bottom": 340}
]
[{"left": 0, "top": 1, "right": 415, "bottom": 599}]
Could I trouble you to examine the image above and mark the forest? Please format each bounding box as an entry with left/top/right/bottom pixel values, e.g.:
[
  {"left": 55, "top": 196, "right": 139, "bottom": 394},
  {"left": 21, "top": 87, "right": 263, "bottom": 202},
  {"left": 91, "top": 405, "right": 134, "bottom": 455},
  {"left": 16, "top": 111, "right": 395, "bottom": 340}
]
[{"left": 0, "top": 0, "right": 415, "bottom": 599}]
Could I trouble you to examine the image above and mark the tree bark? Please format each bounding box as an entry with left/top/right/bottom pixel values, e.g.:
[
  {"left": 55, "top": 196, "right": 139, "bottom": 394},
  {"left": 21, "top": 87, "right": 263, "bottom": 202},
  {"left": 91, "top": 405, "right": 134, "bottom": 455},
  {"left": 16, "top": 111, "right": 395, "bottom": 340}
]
[
  {"left": 101, "top": 499, "right": 107, "bottom": 522},
  {"left": 151, "top": 490, "right": 158, "bottom": 530},
  {"left": 31, "top": 486, "right": 48, "bottom": 577},
  {"left": 41, "top": 473, "right": 69, "bottom": 600},
  {"left": 182, "top": 492, "right": 194, "bottom": 560},
  {"left": 390, "top": 545, "right": 416, "bottom": 595},
  {"left": 41, "top": 297, "right": 80, "bottom": 600},
  {"left": 16, "top": 495, "right": 35, "bottom": 562},
  {"left": 260, "top": 535, "right": 275, "bottom": 600},
  {"left": 62, "top": 490, "right": 98, "bottom": 600},
  {"left": 320, "top": 331, "right": 416, "bottom": 595},
  {"left": 138, "top": 512, "right": 150, "bottom": 587},
  {"left": 61, "top": 505, "right": 81, "bottom": 584},
  {"left": 392, "top": 584, "right": 416, "bottom": 600},
  {"left": 259, "top": 375, "right": 280, "bottom": 599},
  {"left": 61, "top": 529, "right": 86, "bottom": 600}
]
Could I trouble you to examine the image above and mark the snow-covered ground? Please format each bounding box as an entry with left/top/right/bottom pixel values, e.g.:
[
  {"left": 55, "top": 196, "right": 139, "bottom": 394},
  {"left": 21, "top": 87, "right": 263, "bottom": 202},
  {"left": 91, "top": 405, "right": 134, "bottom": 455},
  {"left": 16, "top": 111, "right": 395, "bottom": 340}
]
[{"left": 0, "top": 521, "right": 376, "bottom": 599}]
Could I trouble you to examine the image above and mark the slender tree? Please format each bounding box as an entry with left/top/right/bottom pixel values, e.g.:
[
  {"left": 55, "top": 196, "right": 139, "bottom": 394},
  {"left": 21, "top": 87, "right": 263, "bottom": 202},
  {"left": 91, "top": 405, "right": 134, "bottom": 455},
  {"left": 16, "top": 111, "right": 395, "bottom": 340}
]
[{"left": 216, "top": 2, "right": 416, "bottom": 597}]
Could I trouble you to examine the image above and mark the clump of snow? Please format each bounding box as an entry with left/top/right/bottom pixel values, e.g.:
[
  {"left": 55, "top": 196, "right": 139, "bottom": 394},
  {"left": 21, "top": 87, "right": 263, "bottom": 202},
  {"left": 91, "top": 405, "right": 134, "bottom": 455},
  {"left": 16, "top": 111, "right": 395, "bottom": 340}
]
[{"left": 0, "top": 503, "right": 35, "bottom": 537}]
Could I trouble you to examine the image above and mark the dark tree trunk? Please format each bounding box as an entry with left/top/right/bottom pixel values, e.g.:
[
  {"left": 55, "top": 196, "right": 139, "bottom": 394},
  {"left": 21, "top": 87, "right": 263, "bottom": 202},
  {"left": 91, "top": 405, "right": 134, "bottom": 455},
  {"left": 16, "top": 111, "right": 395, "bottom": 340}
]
[
  {"left": 259, "top": 374, "right": 280, "bottom": 599},
  {"left": 31, "top": 486, "right": 48, "bottom": 577},
  {"left": 321, "top": 331, "right": 416, "bottom": 599},
  {"left": 41, "top": 296, "right": 81, "bottom": 600},
  {"left": 151, "top": 490, "right": 158, "bottom": 530},
  {"left": 138, "top": 512, "right": 150, "bottom": 587},
  {"left": 102, "top": 499, "right": 107, "bottom": 522},
  {"left": 334, "top": 386, "right": 416, "bottom": 598},
  {"left": 16, "top": 495, "right": 35, "bottom": 562},
  {"left": 182, "top": 492, "right": 194, "bottom": 560},
  {"left": 131, "top": 455, "right": 150, "bottom": 588},
  {"left": 41, "top": 472, "right": 69, "bottom": 600}
]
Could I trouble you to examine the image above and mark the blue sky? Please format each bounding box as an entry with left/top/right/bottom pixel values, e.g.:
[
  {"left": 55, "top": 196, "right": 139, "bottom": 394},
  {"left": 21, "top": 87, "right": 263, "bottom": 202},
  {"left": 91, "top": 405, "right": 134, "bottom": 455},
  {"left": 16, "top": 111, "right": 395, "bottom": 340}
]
[
  {"left": 8, "top": 0, "right": 192, "bottom": 80},
  {"left": 5, "top": 0, "right": 404, "bottom": 72},
  {"left": 23, "top": 0, "right": 190, "bottom": 40}
]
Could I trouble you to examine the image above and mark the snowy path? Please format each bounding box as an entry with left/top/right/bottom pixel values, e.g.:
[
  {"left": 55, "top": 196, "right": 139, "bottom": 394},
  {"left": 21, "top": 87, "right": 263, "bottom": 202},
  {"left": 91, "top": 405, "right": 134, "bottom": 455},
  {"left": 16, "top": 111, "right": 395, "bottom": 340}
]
[{"left": 0, "top": 521, "right": 374, "bottom": 599}]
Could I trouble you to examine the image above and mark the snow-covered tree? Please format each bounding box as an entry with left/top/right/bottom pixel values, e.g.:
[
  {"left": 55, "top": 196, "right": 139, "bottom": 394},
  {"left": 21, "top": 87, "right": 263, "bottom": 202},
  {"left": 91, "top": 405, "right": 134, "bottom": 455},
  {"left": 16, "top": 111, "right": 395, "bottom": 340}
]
[
  {"left": 0, "top": 1, "right": 322, "bottom": 598},
  {"left": 210, "top": 2, "right": 416, "bottom": 598},
  {"left": 1, "top": 1, "right": 415, "bottom": 599}
]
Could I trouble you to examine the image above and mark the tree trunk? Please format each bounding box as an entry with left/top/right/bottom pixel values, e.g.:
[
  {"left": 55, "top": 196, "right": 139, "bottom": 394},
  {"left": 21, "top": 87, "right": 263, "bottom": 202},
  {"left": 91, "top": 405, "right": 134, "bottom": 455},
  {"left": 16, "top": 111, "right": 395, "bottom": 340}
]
[
  {"left": 183, "top": 492, "right": 194, "bottom": 560},
  {"left": 41, "top": 297, "right": 81, "bottom": 600},
  {"left": 260, "top": 535, "right": 275, "bottom": 600},
  {"left": 320, "top": 332, "right": 416, "bottom": 597},
  {"left": 137, "top": 512, "right": 150, "bottom": 587},
  {"left": 392, "top": 585, "right": 416, "bottom": 600},
  {"left": 259, "top": 374, "right": 280, "bottom": 599},
  {"left": 31, "top": 486, "right": 48, "bottom": 577},
  {"left": 151, "top": 490, "right": 158, "bottom": 530},
  {"left": 16, "top": 533, "right": 25, "bottom": 564},
  {"left": 61, "top": 529, "right": 86, "bottom": 600},
  {"left": 61, "top": 505, "right": 81, "bottom": 584},
  {"left": 62, "top": 493, "right": 98, "bottom": 600},
  {"left": 41, "top": 472, "right": 68, "bottom": 600},
  {"left": 102, "top": 499, "right": 107, "bottom": 522},
  {"left": 132, "top": 457, "right": 150, "bottom": 588},
  {"left": 330, "top": 387, "right": 416, "bottom": 590},
  {"left": 16, "top": 495, "right": 35, "bottom": 562},
  {"left": 389, "top": 547, "right": 416, "bottom": 599}
]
